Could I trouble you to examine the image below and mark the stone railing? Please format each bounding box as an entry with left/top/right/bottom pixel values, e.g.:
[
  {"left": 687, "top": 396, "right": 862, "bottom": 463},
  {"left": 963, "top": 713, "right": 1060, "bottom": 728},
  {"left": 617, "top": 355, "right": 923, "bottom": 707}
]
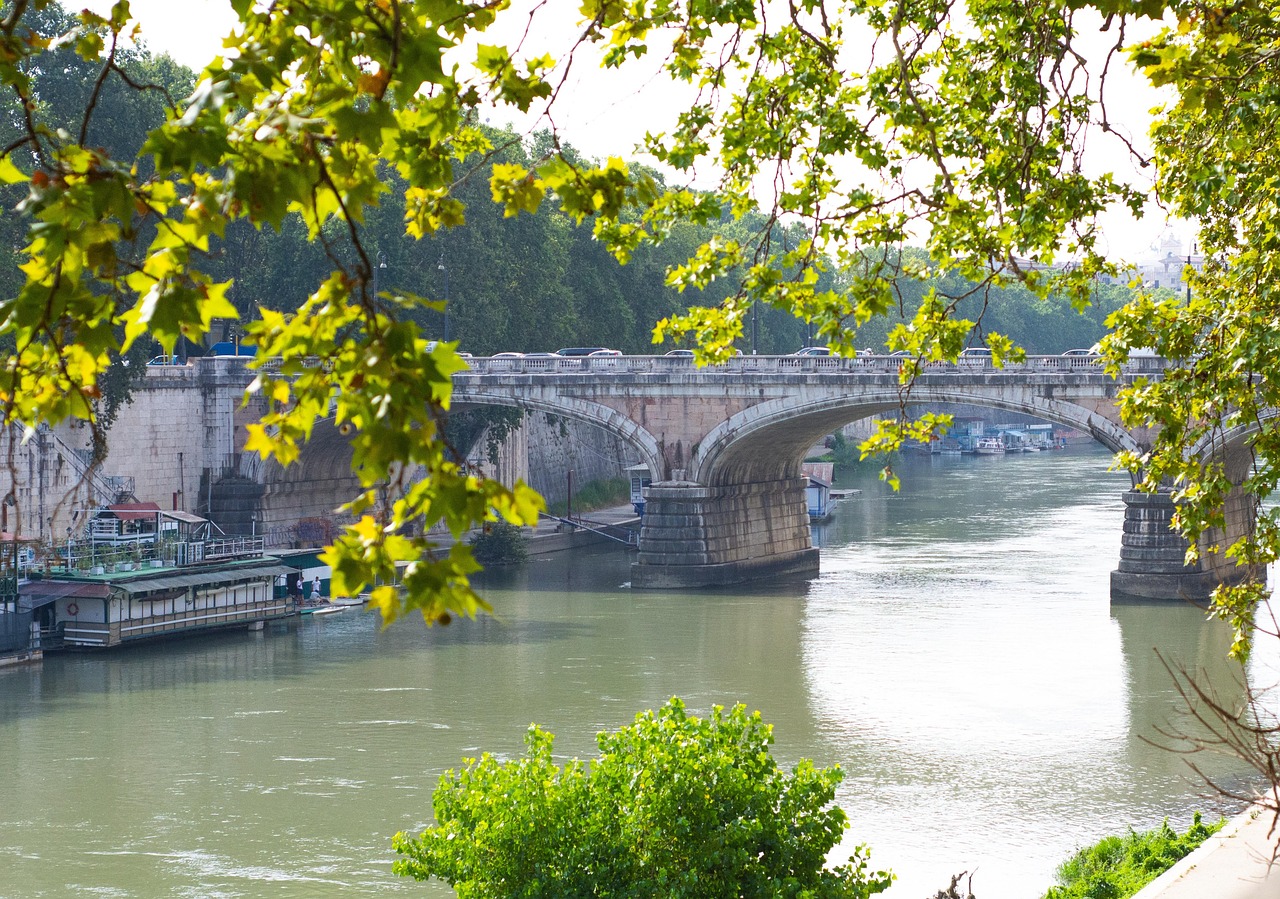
[
  {"left": 147, "top": 352, "right": 1169, "bottom": 379},
  {"left": 457, "top": 353, "right": 1169, "bottom": 377}
]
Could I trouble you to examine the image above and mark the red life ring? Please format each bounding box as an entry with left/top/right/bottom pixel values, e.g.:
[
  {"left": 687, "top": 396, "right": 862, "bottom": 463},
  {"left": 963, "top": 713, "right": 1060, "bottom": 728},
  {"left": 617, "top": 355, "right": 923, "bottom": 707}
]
[{"left": 66, "top": 602, "right": 79, "bottom": 616}]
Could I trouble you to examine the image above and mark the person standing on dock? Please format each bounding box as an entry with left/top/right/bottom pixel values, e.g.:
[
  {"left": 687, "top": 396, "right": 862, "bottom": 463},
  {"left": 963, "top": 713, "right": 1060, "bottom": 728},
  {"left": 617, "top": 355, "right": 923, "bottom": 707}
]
[{"left": 311, "top": 575, "right": 322, "bottom": 601}]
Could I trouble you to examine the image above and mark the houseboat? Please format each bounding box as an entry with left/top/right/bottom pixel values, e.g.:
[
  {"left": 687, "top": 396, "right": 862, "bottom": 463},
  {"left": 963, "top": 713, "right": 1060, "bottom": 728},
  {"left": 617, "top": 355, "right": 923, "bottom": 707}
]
[
  {"left": 18, "top": 503, "right": 295, "bottom": 650},
  {"left": 974, "top": 436, "right": 1006, "bottom": 455},
  {"left": 801, "top": 462, "right": 836, "bottom": 521},
  {"left": 627, "top": 463, "right": 652, "bottom": 515}
]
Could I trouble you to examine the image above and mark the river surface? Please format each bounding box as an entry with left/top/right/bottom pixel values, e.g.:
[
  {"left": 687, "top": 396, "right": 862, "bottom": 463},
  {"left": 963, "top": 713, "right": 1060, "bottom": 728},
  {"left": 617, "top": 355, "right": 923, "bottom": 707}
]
[{"left": 1, "top": 444, "right": 1275, "bottom": 898}]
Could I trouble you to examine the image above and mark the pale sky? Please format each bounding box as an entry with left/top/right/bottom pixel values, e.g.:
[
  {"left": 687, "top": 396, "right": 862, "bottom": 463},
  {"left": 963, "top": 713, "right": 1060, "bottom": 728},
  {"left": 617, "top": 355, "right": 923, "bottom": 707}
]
[{"left": 90, "top": 0, "right": 1182, "bottom": 263}]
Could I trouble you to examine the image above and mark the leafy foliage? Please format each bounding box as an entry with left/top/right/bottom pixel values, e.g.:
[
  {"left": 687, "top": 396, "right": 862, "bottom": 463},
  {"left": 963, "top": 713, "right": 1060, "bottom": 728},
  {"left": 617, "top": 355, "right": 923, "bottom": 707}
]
[
  {"left": 1105, "top": 5, "right": 1280, "bottom": 658},
  {"left": 393, "top": 697, "right": 893, "bottom": 898},
  {"left": 1043, "top": 814, "right": 1224, "bottom": 899}
]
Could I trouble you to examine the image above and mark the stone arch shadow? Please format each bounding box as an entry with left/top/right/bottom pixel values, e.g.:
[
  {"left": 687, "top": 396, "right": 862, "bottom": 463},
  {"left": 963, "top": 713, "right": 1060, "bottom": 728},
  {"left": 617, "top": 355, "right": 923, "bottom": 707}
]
[
  {"left": 250, "top": 418, "right": 363, "bottom": 544},
  {"left": 451, "top": 389, "right": 665, "bottom": 486}
]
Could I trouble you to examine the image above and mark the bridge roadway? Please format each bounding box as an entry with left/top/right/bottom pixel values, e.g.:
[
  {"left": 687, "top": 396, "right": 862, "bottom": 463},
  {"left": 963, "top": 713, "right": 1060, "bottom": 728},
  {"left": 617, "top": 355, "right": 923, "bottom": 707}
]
[{"left": 451, "top": 353, "right": 1256, "bottom": 596}]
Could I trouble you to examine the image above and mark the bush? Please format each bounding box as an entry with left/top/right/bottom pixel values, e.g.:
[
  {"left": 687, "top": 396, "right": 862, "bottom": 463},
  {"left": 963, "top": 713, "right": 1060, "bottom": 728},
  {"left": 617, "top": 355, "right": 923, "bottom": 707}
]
[
  {"left": 467, "top": 521, "right": 529, "bottom": 565},
  {"left": 393, "top": 697, "right": 894, "bottom": 898},
  {"left": 1043, "top": 813, "right": 1224, "bottom": 899}
]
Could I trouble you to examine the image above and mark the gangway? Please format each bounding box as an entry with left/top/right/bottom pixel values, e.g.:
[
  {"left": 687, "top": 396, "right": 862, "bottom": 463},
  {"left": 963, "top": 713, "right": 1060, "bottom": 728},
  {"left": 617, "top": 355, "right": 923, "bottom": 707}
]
[{"left": 538, "top": 513, "right": 639, "bottom": 547}]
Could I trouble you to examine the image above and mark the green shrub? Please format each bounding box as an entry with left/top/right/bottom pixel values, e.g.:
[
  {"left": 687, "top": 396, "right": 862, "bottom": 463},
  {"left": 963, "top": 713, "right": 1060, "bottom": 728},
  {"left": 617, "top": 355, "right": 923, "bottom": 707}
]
[
  {"left": 393, "top": 697, "right": 894, "bottom": 898},
  {"left": 1044, "top": 813, "right": 1224, "bottom": 899},
  {"left": 467, "top": 521, "right": 529, "bottom": 565}
]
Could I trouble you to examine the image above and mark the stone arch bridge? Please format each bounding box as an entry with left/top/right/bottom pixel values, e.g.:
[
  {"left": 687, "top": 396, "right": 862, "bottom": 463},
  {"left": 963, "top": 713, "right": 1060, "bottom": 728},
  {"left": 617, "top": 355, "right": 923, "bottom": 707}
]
[
  {"left": 83, "top": 354, "right": 1258, "bottom": 600},
  {"left": 453, "top": 354, "right": 1258, "bottom": 598}
]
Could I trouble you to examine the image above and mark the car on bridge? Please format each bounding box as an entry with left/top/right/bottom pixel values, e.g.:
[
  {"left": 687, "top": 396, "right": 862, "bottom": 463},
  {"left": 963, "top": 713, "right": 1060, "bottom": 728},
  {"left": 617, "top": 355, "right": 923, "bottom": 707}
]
[
  {"left": 793, "top": 346, "right": 831, "bottom": 356},
  {"left": 556, "top": 346, "right": 610, "bottom": 357}
]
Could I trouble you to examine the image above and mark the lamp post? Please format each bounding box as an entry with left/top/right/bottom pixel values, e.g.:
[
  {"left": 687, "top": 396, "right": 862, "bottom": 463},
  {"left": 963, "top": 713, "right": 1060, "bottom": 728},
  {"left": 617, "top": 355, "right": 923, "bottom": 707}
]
[
  {"left": 372, "top": 251, "right": 387, "bottom": 297},
  {"left": 752, "top": 299, "right": 758, "bottom": 355},
  {"left": 437, "top": 254, "right": 450, "bottom": 342}
]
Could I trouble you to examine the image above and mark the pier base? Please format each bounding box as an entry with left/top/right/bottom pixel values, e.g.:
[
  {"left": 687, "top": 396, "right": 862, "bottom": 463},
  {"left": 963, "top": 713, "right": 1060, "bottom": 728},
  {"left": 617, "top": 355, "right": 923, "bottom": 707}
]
[
  {"left": 631, "top": 478, "right": 819, "bottom": 589},
  {"left": 1110, "top": 489, "right": 1261, "bottom": 602}
]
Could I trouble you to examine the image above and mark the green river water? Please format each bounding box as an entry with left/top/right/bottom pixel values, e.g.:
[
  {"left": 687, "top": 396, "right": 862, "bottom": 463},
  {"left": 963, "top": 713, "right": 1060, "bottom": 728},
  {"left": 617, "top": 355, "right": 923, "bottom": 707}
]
[{"left": 1, "top": 444, "right": 1272, "bottom": 898}]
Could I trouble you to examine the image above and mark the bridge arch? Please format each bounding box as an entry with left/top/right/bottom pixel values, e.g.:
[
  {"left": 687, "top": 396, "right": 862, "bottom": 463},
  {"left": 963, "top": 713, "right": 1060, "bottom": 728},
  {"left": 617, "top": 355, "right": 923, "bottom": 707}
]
[
  {"left": 452, "top": 389, "right": 665, "bottom": 484},
  {"left": 692, "top": 386, "right": 1144, "bottom": 486},
  {"left": 250, "top": 418, "right": 363, "bottom": 542}
]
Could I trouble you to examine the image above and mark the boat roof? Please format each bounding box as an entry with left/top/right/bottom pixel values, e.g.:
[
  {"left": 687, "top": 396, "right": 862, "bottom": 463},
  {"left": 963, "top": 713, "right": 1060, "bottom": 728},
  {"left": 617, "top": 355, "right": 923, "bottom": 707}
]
[
  {"left": 161, "top": 510, "right": 207, "bottom": 525},
  {"left": 105, "top": 502, "right": 163, "bottom": 521}
]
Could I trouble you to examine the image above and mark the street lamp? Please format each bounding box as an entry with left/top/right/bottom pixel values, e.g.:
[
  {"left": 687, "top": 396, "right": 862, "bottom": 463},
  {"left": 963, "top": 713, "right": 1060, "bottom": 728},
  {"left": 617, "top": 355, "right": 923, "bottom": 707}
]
[
  {"left": 372, "top": 251, "right": 387, "bottom": 297},
  {"left": 437, "top": 254, "right": 450, "bottom": 342},
  {"left": 752, "top": 299, "right": 758, "bottom": 355}
]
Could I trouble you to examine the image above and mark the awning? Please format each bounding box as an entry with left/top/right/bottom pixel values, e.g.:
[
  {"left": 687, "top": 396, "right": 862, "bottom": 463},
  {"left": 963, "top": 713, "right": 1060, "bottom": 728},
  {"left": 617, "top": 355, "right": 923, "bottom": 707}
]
[
  {"left": 17, "top": 580, "right": 112, "bottom": 613},
  {"left": 116, "top": 564, "right": 296, "bottom": 596},
  {"left": 161, "top": 510, "right": 207, "bottom": 525},
  {"left": 21, "top": 581, "right": 113, "bottom": 599}
]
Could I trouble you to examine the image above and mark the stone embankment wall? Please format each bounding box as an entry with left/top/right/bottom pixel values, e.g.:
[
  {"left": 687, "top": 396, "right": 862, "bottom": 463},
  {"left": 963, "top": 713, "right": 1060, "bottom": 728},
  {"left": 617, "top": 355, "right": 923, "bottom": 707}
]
[
  {"left": 522, "top": 413, "right": 642, "bottom": 505},
  {"left": 0, "top": 424, "right": 115, "bottom": 542}
]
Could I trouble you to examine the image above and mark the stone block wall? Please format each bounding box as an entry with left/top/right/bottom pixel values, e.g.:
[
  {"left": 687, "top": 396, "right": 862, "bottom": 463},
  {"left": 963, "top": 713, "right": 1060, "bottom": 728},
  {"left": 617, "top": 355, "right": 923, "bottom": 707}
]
[
  {"left": 524, "top": 413, "right": 641, "bottom": 503},
  {"left": 0, "top": 424, "right": 110, "bottom": 542},
  {"left": 632, "top": 478, "right": 819, "bottom": 588}
]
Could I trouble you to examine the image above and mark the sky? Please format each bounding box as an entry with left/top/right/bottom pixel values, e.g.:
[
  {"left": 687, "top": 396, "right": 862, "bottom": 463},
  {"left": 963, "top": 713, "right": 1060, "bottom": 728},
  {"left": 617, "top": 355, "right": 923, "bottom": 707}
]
[{"left": 87, "top": 0, "right": 1185, "bottom": 264}]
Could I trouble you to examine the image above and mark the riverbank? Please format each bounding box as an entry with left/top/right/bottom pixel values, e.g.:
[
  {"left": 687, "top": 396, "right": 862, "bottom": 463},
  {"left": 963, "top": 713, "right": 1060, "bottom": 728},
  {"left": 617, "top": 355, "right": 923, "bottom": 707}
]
[{"left": 1132, "top": 799, "right": 1280, "bottom": 899}]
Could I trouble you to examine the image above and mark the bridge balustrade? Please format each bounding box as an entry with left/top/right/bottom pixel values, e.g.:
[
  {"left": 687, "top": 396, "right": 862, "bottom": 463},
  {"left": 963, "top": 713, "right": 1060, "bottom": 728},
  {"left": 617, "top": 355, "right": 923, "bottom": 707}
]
[{"left": 458, "top": 354, "right": 1168, "bottom": 376}]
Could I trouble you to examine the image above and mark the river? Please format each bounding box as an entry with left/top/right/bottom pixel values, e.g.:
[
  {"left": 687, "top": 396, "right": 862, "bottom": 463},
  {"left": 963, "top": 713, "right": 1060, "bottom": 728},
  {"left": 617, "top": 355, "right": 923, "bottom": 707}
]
[{"left": 1, "top": 444, "right": 1273, "bottom": 898}]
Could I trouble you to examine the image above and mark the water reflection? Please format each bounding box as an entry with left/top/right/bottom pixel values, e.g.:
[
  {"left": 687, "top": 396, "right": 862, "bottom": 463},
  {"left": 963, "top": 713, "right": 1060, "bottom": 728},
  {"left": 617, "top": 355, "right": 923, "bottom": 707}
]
[{"left": 0, "top": 445, "right": 1272, "bottom": 899}]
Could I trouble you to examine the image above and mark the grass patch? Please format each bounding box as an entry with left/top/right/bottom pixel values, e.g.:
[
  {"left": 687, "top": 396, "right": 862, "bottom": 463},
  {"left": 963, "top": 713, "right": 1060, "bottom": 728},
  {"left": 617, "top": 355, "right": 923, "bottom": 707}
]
[
  {"left": 546, "top": 476, "right": 630, "bottom": 517},
  {"left": 1043, "top": 813, "right": 1224, "bottom": 899}
]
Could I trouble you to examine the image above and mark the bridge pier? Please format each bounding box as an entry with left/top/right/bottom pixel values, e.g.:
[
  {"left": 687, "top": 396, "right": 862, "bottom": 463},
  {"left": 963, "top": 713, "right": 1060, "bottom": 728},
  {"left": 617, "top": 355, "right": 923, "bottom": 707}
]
[
  {"left": 631, "top": 478, "right": 819, "bottom": 589},
  {"left": 1110, "top": 489, "right": 1262, "bottom": 602}
]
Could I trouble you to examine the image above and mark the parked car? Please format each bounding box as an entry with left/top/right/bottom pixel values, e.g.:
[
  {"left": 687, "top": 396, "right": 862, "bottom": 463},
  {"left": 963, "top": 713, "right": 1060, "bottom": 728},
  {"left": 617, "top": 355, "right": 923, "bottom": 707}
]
[
  {"left": 146, "top": 354, "right": 185, "bottom": 366},
  {"left": 664, "top": 349, "right": 695, "bottom": 357},
  {"left": 959, "top": 346, "right": 992, "bottom": 358},
  {"left": 588, "top": 349, "right": 623, "bottom": 356},
  {"left": 490, "top": 351, "right": 524, "bottom": 359},
  {"left": 1061, "top": 348, "right": 1099, "bottom": 357},
  {"left": 555, "top": 346, "right": 610, "bottom": 357},
  {"left": 523, "top": 352, "right": 562, "bottom": 358},
  {"left": 793, "top": 346, "right": 831, "bottom": 356}
]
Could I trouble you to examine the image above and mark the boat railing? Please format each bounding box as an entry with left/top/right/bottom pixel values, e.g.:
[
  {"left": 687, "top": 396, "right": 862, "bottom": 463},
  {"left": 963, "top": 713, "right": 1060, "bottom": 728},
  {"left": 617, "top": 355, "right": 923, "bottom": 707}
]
[{"left": 54, "top": 534, "right": 266, "bottom": 574}]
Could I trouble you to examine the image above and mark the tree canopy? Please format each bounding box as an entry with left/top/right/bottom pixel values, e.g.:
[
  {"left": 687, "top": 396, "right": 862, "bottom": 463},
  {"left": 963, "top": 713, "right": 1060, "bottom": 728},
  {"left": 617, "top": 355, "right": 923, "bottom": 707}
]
[{"left": 0, "top": 0, "right": 1272, "bottom": 643}]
